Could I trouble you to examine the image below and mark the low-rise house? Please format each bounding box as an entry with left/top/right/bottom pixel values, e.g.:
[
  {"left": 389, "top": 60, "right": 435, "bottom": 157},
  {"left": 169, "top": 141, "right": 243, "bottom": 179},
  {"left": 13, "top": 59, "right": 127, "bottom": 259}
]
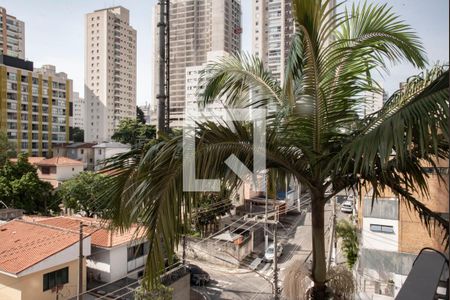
[
  {"left": 53, "top": 143, "right": 96, "bottom": 170},
  {"left": 35, "top": 216, "right": 148, "bottom": 284},
  {"left": 0, "top": 220, "right": 91, "bottom": 300},
  {"left": 92, "top": 142, "right": 131, "bottom": 171},
  {"left": 35, "top": 157, "right": 84, "bottom": 188},
  {"left": 10, "top": 156, "right": 83, "bottom": 188}
]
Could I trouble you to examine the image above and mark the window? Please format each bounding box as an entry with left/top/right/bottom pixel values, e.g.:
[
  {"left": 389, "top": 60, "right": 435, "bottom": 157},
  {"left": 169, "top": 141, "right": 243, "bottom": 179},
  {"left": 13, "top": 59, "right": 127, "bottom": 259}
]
[
  {"left": 370, "top": 224, "right": 394, "bottom": 234},
  {"left": 80, "top": 149, "right": 84, "bottom": 154},
  {"left": 41, "top": 166, "right": 50, "bottom": 174},
  {"left": 43, "top": 267, "right": 68, "bottom": 291},
  {"left": 127, "top": 242, "right": 149, "bottom": 261}
]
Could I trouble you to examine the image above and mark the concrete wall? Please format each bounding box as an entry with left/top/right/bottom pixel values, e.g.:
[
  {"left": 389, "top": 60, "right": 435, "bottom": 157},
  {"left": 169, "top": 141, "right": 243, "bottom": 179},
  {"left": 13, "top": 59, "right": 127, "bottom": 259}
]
[
  {"left": 109, "top": 245, "right": 128, "bottom": 282},
  {"left": 87, "top": 246, "right": 111, "bottom": 283},
  {"left": 168, "top": 274, "right": 190, "bottom": 300},
  {"left": 362, "top": 217, "right": 398, "bottom": 251},
  {"left": 55, "top": 165, "right": 83, "bottom": 181},
  {"left": 0, "top": 259, "right": 86, "bottom": 300}
]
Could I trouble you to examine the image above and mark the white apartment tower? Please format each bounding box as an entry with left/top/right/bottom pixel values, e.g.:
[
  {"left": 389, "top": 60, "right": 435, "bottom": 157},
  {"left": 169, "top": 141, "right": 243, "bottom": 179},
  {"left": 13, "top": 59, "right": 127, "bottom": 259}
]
[
  {"left": 252, "top": 0, "right": 335, "bottom": 84},
  {"left": 152, "top": 0, "right": 242, "bottom": 128},
  {"left": 0, "top": 7, "right": 25, "bottom": 59},
  {"left": 73, "top": 92, "right": 85, "bottom": 129},
  {"left": 252, "top": 0, "right": 294, "bottom": 84},
  {"left": 84, "top": 6, "right": 137, "bottom": 142}
]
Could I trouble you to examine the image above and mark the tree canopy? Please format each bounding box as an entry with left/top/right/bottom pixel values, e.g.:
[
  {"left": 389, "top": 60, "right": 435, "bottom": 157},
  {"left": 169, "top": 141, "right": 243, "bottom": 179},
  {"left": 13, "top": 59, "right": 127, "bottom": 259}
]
[
  {"left": 137, "top": 106, "right": 146, "bottom": 124},
  {"left": 0, "top": 132, "right": 16, "bottom": 166},
  {"left": 111, "top": 118, "right": 156, "bottom": 147},
  {"left": 57, "top": 171, "right": 108, "bottom": 217},
  {"left": 72, "top": 127, "right": 84, "bottom": 143},
  {"left": 0, "top": 153, "right": 55, "bottom": 214}
]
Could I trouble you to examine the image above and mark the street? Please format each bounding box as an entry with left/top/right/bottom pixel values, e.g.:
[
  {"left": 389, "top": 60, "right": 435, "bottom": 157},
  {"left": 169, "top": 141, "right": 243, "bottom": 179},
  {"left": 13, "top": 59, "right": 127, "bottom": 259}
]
[{"left": 188, "top": 197, "right": 345, "bottom": 299}]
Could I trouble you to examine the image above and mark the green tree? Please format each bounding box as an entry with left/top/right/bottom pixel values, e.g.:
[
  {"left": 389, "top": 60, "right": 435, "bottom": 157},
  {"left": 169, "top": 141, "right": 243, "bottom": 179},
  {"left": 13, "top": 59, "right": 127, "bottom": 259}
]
[
  {"left": 137, "top": 106, "right": 146, "bottom": 124},
  {"left": 335, "top": 219, "right": 359, "bottom": 269},
  {"left": 192, "top": 192, "right": 232, "bottom": 237},
  {"left": 72, "top": 127, "right": 84, "bottom": 143},
  {"left": 102, "top": 1, "right": 449, "bottom": 297},
  {"left": 0, "top": 153, "right": 54, "bottom": 214},
  {"left": 0, "top": 132, "right": 16, "bottom": 166},
  {"left": 57, "top": 172, "right": 107, "bottom": 217},
  {"left": 111, "top": 118, "right": 156, "bottom": 147}
]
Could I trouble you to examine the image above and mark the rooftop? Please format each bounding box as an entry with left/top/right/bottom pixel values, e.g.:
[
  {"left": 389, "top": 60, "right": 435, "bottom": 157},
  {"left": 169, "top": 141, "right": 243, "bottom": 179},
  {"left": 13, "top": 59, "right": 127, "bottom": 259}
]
[
  {"left": 35, "top": 157, "right": 84, "bottom": 167},
  {"left": 35, "top": 216, "right": 145, "bottom": 248},
  {"left": 93, "top": 142, "right": 130, "bottom": 149},
  {"left": 0, "top": 220, "right": 84, "bottom": 275}
]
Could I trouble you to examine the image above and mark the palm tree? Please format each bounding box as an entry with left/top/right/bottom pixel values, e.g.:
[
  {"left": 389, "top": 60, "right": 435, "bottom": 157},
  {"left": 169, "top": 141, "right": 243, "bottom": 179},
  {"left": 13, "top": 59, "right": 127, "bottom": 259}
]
[{"left": 102, "top": 0, "right": 449, "bottom": 298}]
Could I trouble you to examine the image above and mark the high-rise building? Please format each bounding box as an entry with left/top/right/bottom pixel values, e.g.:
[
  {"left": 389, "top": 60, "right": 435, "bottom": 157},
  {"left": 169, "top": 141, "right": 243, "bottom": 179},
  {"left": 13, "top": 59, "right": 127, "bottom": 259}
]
[
  {"left": 84, "top": 6, "right": 137, "bottom": 143},
  {"left": 0, "top": 55, "right": 73, "bottom": 157},
  {"left": 357, "top": 89, "right": 384, "bottom": 118},
  {"left": 0, "top": 7, "right": 25, "bottom": 59},
  {"left": 73, "top": 92, "right": 85, "bottom": 129},
  {"left": 152, "top": 0, "right": 242, "bottom": 128},
  {"left": 252, "top": 0, "right": 335, "bottom": 84},
  {"left": 252, "top": 0, "right": 294, "bottom": 84}
]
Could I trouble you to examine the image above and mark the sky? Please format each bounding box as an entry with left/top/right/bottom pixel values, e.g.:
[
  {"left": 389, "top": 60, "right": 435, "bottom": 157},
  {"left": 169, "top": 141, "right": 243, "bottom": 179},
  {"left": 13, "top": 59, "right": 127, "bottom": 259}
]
[{"left": 0, "top": 0, "right": 448, "bottom": 106}]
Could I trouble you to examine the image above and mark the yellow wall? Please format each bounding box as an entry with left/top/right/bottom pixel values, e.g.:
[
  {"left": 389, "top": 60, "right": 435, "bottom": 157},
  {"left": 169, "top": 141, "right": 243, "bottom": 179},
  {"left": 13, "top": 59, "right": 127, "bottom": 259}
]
[{"left": 0, "top": 259, "right": 87, "bottom": 300}]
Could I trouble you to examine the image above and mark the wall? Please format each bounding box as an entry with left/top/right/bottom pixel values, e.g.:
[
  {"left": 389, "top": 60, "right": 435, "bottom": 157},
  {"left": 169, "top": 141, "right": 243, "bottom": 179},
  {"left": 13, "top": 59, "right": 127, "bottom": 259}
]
[
  {"left": 399, "top": 169, "right": 449, "bottom": 253},
  {"left": 87, "top": 246, "right": 111, "bottom": 283},
  {"left": 55, "top": 165, "right": 83, "bottom": 181},
  {"left": 109, "top": 245, "right": 128, "bottom": 282},
  {"left": 0, "top": 259, "right": 86, "bottom": 300},
  {"left": 168, "top": 274, "right": 190, "bottom": 300},
  {"left": 362, "top": 217, "right": 399, "bottom": 251}
]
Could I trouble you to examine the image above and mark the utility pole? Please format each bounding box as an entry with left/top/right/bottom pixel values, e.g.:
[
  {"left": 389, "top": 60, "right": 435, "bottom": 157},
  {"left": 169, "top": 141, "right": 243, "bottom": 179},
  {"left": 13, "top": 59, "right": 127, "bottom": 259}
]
[
  {"left": 273, "top": 222, "right": 279, "bottom": 300},
  {"left": 157, "top": 0, "right": 170, "bottom": 134},
  {"left": 297, "top": 180, "right": 302, "bottom": 212},
  {"left": 78, "top": 222, "right": 84, "bottom": 300},
  {"left": 182, "top": 234, "right": 186, "bottom": 265}
]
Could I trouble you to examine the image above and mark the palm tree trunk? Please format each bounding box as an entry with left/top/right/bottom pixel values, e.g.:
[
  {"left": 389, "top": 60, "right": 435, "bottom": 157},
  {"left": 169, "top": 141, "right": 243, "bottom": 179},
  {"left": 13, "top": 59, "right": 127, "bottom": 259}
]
[{"left": 310, "top": 193, "right": 328, "bottom": 299}]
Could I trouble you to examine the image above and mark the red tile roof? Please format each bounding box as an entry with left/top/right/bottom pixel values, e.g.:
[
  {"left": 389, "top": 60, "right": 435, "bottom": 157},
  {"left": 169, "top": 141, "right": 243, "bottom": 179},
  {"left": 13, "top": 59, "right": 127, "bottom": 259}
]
[
  {"left": 9, "top": 157, "right": 46, "bottom": 165},
  {"left": 0, "top": 220, "right": 82, "bottom": 274},
  {"left": 36, "top": 216, "right": 145, "bottom": 248},
  {"left": 35, "top": 157, "right": 83, "bottom": 167}
]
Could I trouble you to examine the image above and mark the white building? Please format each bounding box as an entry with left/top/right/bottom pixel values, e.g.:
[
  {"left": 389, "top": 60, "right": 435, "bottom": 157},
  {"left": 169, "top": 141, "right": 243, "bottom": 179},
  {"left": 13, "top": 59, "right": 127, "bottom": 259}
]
[
  {"left": 358, "top": 89, "right": 385, "bottom": 118},
  {"left": 84, "top": 6, "right": 137, "bottom": 143},
  {"left": 35, "top": 216, "right": 148, "bottom": 284},
  {"left": 0, "top": 7, "right": 25, "bottom": 59},
  {"left": 252, "top": 0, "right": 335, "bottom": 84},
  {"left": 185, "top": 50, "right": 230, "bottom": 122},
  {"left": 73, "top": 91, "right": 85, "bottom": 129},
  {"left": 92, "top": 142, "right": 130, "bottom": 170},
  {"left": 152, "top": 0, "right": 242, "bottom": 128}
]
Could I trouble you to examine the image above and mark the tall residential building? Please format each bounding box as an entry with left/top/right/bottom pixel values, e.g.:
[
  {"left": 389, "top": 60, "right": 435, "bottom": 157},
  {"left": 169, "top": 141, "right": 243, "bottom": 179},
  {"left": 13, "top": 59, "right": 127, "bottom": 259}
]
[
  {"left": 252, "top": 0, "right": 336, "bottom": 84},
  {"left": 152, "top": 0, "right": 242, "bottom": 128},
  {"left": 0, "top": 55, "right": 73, "bottom": 157},
  {"left": 73, "top": 92, "right": 85, "bottom": 129},
  {"left": 84, "top": 6, "right": 137, "bottom": 143},
  {"left": 252, "top": 0, "right": 294, "bottom": 84},
  {"left": 357, "top": 89, "right": 385, "bottom": 118},
  {"left": 0, "top": 7, "right": 25, "bottom": 59}
]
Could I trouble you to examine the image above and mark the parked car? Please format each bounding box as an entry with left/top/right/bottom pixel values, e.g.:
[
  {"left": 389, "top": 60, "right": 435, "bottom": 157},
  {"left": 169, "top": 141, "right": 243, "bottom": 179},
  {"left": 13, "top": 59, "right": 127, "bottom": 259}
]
[
  {"left": 340, "top": 200, "right": 353, "bottom": 213},
  {"left": 264, "top": 243, "right": 283, "bottom": 262},
  {"left": 187, "top": 264, "right": 210, "bottom": 286}
]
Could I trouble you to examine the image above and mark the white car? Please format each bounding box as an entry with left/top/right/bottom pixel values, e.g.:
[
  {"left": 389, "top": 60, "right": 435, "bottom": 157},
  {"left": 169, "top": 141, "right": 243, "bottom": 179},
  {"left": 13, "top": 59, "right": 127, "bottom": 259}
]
[
  {"left": 264, "top": 243, "right": 283, "bottom": 262},
  {"left": 340, "top": 200, "right": 353, "bottom": 213}
]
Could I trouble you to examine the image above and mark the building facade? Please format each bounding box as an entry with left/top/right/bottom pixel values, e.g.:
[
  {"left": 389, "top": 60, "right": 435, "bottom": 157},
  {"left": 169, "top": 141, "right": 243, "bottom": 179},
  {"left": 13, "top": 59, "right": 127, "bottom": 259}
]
[
  {"left": 152, "top": 0, "right": 242, "bottom": 128},
  {"left": 84, "top": 6, "right": 137, "bottom": 142},
  {"left": 252, "top": 0, "right": 294, "bottom": 84},
  {"left": 73, "top": 91, "right": 85, "bottom": 129},
  {"left": 0, "top": 56, "right": 73, "bottom": 157},
  {"left": 356, "top": 159, "right": 449, "bottom": 298},
  {"left": 0, "top": 7, "right": 25, "bottom": 59}
]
